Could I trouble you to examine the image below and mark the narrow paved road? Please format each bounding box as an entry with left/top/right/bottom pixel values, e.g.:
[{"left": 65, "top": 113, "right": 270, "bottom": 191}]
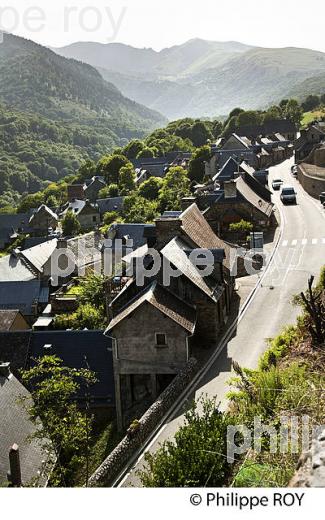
[{"left": 120, "top": 158, "right": 325, "bottom": 487}]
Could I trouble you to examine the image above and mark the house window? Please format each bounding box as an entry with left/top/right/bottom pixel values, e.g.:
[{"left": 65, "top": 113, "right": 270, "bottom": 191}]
[
  {"left": 92, "top": 215, "right": 97, "bottom": 222},
  {"left": 155, "top": 333, "right": 167, "bottom": 347}
]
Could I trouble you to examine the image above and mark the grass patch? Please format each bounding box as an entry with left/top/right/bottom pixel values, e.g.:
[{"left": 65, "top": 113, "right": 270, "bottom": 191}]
[{"left": 302, "top": 110, "right": 325, "bottom": 127}]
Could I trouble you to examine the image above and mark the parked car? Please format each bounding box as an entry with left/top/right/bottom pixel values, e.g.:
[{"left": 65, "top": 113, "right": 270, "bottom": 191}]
[
  {"left": 291, "top": 165, "right": 298, "bottom": 177},
  {"left": 319, "top": 192, "right": 325, "bottom": 205},
  {"left": 272, "top": 179, "right": 283, "bottom": 191},
  {"left": 280, "top": 186, "right": 297, "bottom": 204}
]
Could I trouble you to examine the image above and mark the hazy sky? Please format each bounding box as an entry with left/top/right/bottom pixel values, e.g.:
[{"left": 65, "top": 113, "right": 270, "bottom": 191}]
[{"left": 1, "top": 0, "right": 325, "bottom": 51}]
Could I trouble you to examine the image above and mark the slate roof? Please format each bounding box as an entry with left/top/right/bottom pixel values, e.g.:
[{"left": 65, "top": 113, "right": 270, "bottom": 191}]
[
  {"left": 66, "top": 232, "right": 102, "bottom": 269},
  {"left": 106, "top": 282, "right": 196, "bottom": 334},
  {"left": 0, "top": 310, "right": 25, "bottom": 331},
  {"left": 21, "top": 239, "right": 57, "bottom": 274},
  {"left": 30, "top": 331, "right": 114, "bottom": 405},
  {"left": 161, "top": 236, "right": 222, "bottom": 301},
  {"left": 0, "top": 332, "right": 31, "bottom": 375},
  {"left": 0, "top": 372, "right": 47, "bottom": 486},
  {"left": 180, "top": 203, "right": 232, "bottom": 269},
  {"left": 96, "top": 197, "right": 124, "bottom": 215},
  {"left": 106, "top": 223, "right": 156, "bottom": 251},
  {"left": 0, "top": 254, "right": 36, "bottom": 282},
  {"left": 29, "top": 205, "right": 58, "bottom": 224},
  {"left": 0, "top": 280, "right": 49, "bottom": 315},
  {"left": 235, "top": 177, "right": 273, "bottom": 217},
  {"left": 213, "top": 157, "right": 241, "bottom": 182}
]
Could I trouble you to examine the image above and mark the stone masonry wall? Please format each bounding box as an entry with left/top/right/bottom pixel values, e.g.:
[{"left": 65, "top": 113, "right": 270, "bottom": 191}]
[
  {"left": 290, "top": 428, "right": 325, "bottom": 487},
  {"left": 88, "top": 357, "right": 198, "bottom": 487}
]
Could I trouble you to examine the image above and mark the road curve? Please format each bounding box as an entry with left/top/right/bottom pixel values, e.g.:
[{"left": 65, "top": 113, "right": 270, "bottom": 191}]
[{"left": 119, "top": 157, "right": 325, "bottom": 487}]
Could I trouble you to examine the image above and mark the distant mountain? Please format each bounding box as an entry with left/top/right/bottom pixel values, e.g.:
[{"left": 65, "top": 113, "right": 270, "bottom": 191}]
[
  {"left": 287, "top": 71, "right": 325, "bottom": 100},
  {"left": 0, "top": 33, "right": 166, "bottom": 139},
  {"left": 55, "top": 39, "right": 325, "bottom": 119}
]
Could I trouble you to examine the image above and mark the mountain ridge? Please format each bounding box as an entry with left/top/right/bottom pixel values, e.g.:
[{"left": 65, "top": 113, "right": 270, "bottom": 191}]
[{"left": 54, "top": 38, "right": 325, "bottom": 118}]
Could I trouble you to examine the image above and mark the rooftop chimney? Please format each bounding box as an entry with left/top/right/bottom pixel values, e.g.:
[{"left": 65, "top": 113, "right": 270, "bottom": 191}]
[
  {"left": 0, "top": 361, "right": 11, "bottom": 378},
  {"left": 8, "top": 444, "right": 22, "bottom": 487},
  {"left": 224, "top": 180, "right": 237, "bottom": 199},
  {"left": 155, "top": 216, "right": 182, "bottom": 249}
]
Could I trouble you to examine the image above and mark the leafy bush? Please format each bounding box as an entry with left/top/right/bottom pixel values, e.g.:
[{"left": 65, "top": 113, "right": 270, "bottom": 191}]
[
  {"left": 229, "top": 220, "right": 253, "bottom": 233},
  {"left": 138, "top": 398, "right": 234, "bottom": 487},
  {"left": 259, "top": 326, "right": 298, "bottom": 371}
]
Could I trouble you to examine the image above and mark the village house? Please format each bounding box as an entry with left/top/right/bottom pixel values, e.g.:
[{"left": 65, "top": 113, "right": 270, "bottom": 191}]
[
  {"left": 83, "top": 176, "right": 106, "bottom": 202},
  {"left": 28, "top": 204, "right": 58, "bottom": 236},
  {"left": 0, "top": 211, "right": 34, "bottom": 250},
  {"left": 96, "top": 196, "right": 124, "bottom": 218},
  {"left": 294, "top": 124, "right": 325, "bottom": 163},
  {"left": 60, "top": 199, "right": 100, "bottom": 230},
  {"left": 184, "top": 175, "right": 274, "bottom": 238},
  {"left": 105, "top": 203, "right": 235, "bottom": 429}
]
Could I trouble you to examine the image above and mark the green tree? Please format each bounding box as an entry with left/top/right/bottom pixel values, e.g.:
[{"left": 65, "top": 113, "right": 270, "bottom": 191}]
[
  {"left": 263, "top": 105, "right": 282, "bottom": 122},
  {"left": 20, "top": 356, "right": 97, "bottom": 486},
  {"left": 54, "top": 302, "right": 105, "bottom": 330},
  {"left": 138, "top": 177, "right": 163, "bottom": 200},
  {"left": 136, "top": 147, "right": 157, "bottom": 158},
  {"left": 236, "top": 110, "right": 262, "bottom": 127},
  {"left": 188, "top": 145, "right": 212, "bottom": 183},
  {"left": 103, "top": 211, "right": 121, "bottom": 226},
  {"left": 283, "top": 99, "right": 303, "bottom": 126},
  {"left": 62, "top": 210, "right": 81, "bottom": 236},
  {"left": 123, "top": 139, "right": 145, "bottom": 159},
  {"left": 138, "top": 398, "right": 233, "bottom": 487},
  {"left": 190, "top": 121, "right": 213, "bottom": 147},
  {"left": 118, "top": 164, "right": 136, "bottom": 195},
  {"left": 97, "top": 154, "right": 131, "bottom": 184},
  {"left": 302, "top": 94, "right": 321, "bottom": 112},
  {"left": 123, "top": 193, "right": 159, "bottom": 223},
  {"left": 159, "top": 166, "right": 190, "bottom": 212}
]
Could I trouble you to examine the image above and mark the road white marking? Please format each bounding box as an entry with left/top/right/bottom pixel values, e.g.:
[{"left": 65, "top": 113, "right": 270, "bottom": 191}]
[
  {"left": 312, "top": 238, "right": 318, "bottom": 245},
  {"left": 301, "top": 238, "right": 308, "bottom": 245},
  {"left": 291, "top": 239, "right": 297, "bottom": 246},
  {"left": 282, "top": 240, "right": 288, "bottom": 247}
]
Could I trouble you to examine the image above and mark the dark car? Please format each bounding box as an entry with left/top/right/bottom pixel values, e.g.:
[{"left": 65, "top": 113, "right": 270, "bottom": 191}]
[
  {"left": 272, "top": 179, "right": 283, "bottom": 191},
  {"left": 280, "top": 186, "right": 297, "bottom": 204},
  {"left": 320, "top": 192, "right": 325, "bottom": 205}
]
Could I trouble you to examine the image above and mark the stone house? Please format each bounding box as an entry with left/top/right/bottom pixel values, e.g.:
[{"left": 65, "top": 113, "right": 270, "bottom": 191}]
[
  {"left": 294, "top": 124, "right": 325, "bottom": 163},
  {"left": 28, "top": 205, "right": 58, "bottom": 235},
  {"left": 84, "top": 176, "right": 106, "bottom": 202},
  {"left": 105, "top": 203, "right": 235, "bottom": 429},
  {"left": 60, "top": 199, "right": 100, "bottom": 230}
]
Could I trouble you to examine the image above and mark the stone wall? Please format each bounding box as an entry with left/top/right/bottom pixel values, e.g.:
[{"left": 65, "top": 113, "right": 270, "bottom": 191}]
[
  {"left": 290, "top": 428, "right": 325, "bottom": 487},
  {"left": 88, "top": 357, "right": 198, "bottom": 487},
  {"left": 297, "top": 163, "right": 325, "bottom": 199}
]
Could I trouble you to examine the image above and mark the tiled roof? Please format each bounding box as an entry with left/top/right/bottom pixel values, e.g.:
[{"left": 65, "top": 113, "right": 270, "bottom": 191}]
[
  {"left": 0, "top": 373, "right": 47, "bottom": 486},
  {"left": 30, "top": 331, "right": 114, "bottom": 404},
  {"left": 106, "top": 282, "right": 196, "bottom": 334}
]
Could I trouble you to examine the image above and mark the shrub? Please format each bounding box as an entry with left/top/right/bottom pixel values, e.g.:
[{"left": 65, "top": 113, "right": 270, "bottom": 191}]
[{"left": 229, "top": 220, "right": 253, "bottom": 233}]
